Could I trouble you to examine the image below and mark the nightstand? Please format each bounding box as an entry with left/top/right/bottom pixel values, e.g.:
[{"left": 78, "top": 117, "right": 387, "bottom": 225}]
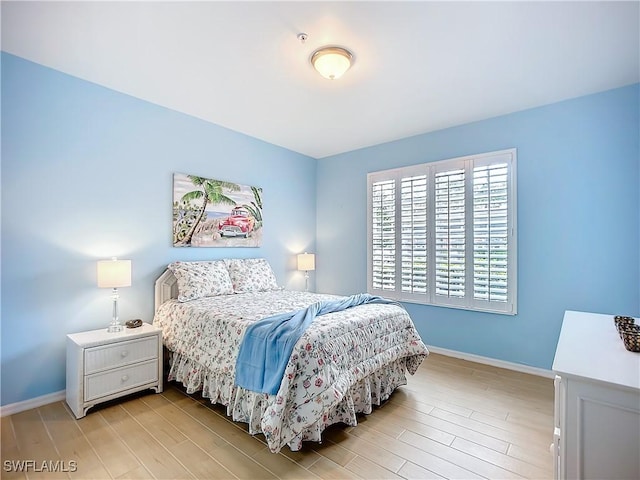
[{"left": 66, "top": 323, "right": 163, "bottom": 419}]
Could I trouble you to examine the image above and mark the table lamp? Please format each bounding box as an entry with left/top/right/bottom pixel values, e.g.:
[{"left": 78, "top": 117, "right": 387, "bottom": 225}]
[
  {"left": 97, "top": 258, "right": 132, "bottom": 332},
  {"left": 297, "top": 252, "right": 315, "bottom": 292}
]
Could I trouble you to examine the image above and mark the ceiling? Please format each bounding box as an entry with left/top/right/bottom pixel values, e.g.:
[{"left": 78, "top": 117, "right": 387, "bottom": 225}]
[{"left": 2, "top": 1, "right": 639, "bottom": 159}]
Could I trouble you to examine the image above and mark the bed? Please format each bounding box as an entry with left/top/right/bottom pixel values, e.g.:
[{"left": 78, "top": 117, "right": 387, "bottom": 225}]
[{"left": 152, "top": 258, "right": 429, "bottom": 453}]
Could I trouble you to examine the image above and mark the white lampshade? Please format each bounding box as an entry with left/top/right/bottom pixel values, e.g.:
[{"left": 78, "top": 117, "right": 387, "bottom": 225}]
[
  {"left": 311, "top": 47, "right": 353, "bottom": 80},
  {"left": 97, "top": 259, "right": 132, "bottom": 288},
  {"left": 297, "top": 253, "right": 316, "bottom": 272}
]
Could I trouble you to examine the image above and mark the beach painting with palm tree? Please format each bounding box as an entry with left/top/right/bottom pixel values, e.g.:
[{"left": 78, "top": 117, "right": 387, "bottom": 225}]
[{"left": 173, "top": 173, "right": 263, "bottom": 247}]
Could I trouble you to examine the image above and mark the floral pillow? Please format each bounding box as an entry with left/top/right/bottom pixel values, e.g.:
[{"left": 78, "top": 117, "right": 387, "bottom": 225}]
[
  {"left": 225, "top": 258, "right": 279, "bottom": 293},
  {"left": 168, "top": 261, "right": 234, "bottom": 302}
]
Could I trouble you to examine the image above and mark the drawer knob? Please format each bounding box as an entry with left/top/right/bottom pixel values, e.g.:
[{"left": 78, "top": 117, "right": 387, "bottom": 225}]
[
  {"left": 121, "top": 375, "right": 129, "bottom": 382},
  {"left": 121, "top": 350, "right": 129, "bottom": 357}
]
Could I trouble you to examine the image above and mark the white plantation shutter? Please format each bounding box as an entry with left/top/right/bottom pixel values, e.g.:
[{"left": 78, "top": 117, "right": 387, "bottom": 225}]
[
  {"left": 371, "top": 179, "right": 396, "bottom": 291},
  {"left": 401, "top": 174, "right": 428, "bottom": 295},
  {"left": 473, "top": 163, "right": 509, "bottom": 303},
  {"left": 368, "top": 149, "right": 517, "bottom": 314},
  {"left": 434, "top": 167, "right": 466, "bottom": 302}
]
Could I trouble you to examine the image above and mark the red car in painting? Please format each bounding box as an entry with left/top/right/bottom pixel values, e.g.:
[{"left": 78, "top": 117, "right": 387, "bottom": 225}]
[{"left": 219, "top": 207, "right": 255, "bottom": 238}]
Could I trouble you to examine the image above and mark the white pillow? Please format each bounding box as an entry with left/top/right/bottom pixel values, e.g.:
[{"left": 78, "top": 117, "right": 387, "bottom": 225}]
[
  {"left": 168, "top": 261, "right": 234, "bottom": 302},
  {"left": 225, "top": 258, "right": 279, "bottom": 293}
]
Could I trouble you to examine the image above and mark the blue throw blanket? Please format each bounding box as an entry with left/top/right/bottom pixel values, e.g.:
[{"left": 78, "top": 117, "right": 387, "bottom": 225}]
[{"left": 235, "top": 293, "right": 400, "bottom": 395}]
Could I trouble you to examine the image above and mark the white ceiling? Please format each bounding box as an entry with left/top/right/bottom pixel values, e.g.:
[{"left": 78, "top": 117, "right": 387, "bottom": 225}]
[{"left": 2, "top": 1, "right": 639, "bottom": 159}]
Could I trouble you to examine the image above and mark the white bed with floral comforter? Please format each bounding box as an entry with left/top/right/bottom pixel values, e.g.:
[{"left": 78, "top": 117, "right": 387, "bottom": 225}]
[{"left": 153, "top": 260, "right": 429, "bottom": 453}]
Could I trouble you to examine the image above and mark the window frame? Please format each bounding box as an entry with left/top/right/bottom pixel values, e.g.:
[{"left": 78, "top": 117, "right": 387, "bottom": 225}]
[{"left": 367, "top": 148, "right": 517, "bottom": 315}]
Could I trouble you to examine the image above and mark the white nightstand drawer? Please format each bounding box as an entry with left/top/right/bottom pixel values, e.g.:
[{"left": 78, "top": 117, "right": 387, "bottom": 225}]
[
  {"left": 85, "top": 336, "right": 158, "bottom": 374},
  {"left": 85, "top": 360, "right": 159, "bottom": 401}
]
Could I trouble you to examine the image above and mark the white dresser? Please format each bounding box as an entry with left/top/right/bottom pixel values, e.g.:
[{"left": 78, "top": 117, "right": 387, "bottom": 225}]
[
  {"left": 66, "top": 323, "right": 163, "bottom": 418},
  {"left": 552, "top": 310, "right": 640, "bottom": 480}
]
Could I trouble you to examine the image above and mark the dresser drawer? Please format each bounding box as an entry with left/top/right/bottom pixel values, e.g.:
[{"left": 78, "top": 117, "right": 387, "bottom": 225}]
[
  {"left": 84, "top": 360, "right": 159, "bottom": 401},
  {"left": 84, "top": 336, "right": 158, "bottom": 374}
]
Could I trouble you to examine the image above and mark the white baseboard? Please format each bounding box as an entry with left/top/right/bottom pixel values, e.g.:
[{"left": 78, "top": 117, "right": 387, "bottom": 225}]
[
  {"left": 427, "top": 345, "right": 555, "bottom": 379},
  {"left": 0, "top": 390, "right": 66, "bottom": 417},
  {"left": 0, "top": 348, "right": 552, "bottom": 417}
]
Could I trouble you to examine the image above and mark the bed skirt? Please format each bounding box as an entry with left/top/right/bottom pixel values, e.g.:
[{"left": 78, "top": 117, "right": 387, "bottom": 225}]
[{"left": 167, "top": 351, "right": 411, "bottom": 452}]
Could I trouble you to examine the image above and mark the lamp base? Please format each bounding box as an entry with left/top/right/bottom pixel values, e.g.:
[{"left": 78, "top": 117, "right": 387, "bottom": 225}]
[
  {"left": 107, "top": 288, "right": 123, "bottom": 333},
  {"left": 107, "top": 322, "right": 124, "bottom": 333}
]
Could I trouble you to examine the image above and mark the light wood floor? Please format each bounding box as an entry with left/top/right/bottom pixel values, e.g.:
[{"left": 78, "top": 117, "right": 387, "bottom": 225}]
[{"left": 1, "top": 354, "right": 554, "bottom": 479}]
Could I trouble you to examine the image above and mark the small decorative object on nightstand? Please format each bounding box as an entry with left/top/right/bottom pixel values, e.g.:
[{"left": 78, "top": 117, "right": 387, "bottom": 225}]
[
  {"left": 66, "top": 323, "right": 163, "bottom": 419},
  {"left": 126, "top": 318, "right": 143, "bottom": 329},
  {"left": 297, "top": 252, "right": 315, "bottom": 292}
]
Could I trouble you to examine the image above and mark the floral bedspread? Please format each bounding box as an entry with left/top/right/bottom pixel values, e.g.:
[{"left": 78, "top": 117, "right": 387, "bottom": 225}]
[{"left": 153, "top": 290, "right": 428, "bottom": 452}]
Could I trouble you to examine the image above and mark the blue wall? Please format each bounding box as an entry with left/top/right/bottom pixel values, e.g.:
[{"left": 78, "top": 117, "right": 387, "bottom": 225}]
[
  {"left": 0, "top": 53, "right": 317, "bottom": 406},
  {"left": 2, "top": 51, "right": 638, "bottom": 407},
  {"left": 316, "top": 84, "right": 640, "bottom": 370}
]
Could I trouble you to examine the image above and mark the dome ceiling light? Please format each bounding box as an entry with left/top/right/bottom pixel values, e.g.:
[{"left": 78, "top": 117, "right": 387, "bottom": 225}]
[
  {"left": 310, "top": 46, "right": 353, "bottom": 80},
  {"left": 298, "top": 33, "right": 353, "bottom": 81}
]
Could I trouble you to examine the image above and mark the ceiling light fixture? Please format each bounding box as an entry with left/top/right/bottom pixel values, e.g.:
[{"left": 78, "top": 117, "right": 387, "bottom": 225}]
[{"left": 311, "top": 46, "right": 353, "bottom": 80}]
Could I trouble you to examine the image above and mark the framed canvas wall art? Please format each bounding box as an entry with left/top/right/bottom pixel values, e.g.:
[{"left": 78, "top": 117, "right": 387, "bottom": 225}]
[{"left": 173, "top": 173, "right": 263, "bottom": 247}]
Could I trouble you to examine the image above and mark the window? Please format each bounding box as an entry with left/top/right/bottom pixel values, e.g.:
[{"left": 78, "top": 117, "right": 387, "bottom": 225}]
[{"left": 368, "top": 149, "right": 517, "bottom": 314}]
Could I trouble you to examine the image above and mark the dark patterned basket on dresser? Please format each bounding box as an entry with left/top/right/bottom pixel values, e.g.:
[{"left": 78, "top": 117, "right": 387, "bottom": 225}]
[
  {"left": 620, "top": 325, "right": 640, "bottom": 352},
  {"left": 614, "top": 316, "right": 636, "bottom": 339},
  {"left": 614, "top": 315, "right": 635, "bottom": 327}
]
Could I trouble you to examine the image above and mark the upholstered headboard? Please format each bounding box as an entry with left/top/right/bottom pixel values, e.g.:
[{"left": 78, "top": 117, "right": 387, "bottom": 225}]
[{"left": 154, "top": 269, "right": 178, "bottom": 312}]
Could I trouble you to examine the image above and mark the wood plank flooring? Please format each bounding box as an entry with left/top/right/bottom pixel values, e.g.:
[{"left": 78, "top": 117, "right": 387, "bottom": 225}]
[{"left": 1, "top": 354, "right": 554, "bottom": 479}]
